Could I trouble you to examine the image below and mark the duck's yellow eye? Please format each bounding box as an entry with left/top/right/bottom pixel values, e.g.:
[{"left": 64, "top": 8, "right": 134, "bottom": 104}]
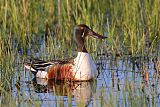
[{"left": 80, "top": 27, "right": 83, "bottom": 30}]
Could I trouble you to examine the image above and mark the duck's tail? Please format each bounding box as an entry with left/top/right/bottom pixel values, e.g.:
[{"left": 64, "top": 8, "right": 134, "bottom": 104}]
[{"left": 24, "top": 63, "right": 37, "bottom": 71}]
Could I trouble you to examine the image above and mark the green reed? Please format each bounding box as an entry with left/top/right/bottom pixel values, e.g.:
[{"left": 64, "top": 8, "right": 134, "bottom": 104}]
[{"left": 0, "top": 0, "right": 159, "bottom": 56}]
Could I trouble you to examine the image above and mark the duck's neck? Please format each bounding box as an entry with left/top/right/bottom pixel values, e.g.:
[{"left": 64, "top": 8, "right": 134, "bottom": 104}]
[
  {"left": 74, "top": 30, "right": 88, "bottom": 53},
  {"left": 77, "top": 44, "right": 88, "bottom": 53}
]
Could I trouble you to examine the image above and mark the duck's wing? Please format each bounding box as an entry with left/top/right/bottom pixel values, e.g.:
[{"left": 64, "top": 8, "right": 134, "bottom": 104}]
[
  {"left": 24, "top": 59, "right": 53, "bottom": 75},
  {"left": 51, "top": 57, "right": 74, "bottom": 64},
  {"left": 24, "top": 57, "right": 74, "bottom": 74}
]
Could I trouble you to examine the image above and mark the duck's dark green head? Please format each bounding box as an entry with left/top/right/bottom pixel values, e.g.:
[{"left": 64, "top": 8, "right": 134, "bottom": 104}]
[{"left": 74, "top": 24, "right": 107, "bottom": 53}]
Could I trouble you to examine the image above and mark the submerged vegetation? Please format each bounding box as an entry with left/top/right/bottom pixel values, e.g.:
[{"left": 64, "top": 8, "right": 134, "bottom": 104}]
[{"left": 0, "top": 0, "right": 160, "bottom": 106}]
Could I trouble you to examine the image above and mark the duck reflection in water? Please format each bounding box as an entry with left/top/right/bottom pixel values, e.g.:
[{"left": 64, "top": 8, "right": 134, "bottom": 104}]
[{"left": 29, "top": 78, "right": 97, "bottom": 106}]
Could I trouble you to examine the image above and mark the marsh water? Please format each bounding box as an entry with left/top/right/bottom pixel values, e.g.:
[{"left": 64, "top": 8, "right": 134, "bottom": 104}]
[{"left": 9, "top": 36, "right": 160, "bottom": 107}]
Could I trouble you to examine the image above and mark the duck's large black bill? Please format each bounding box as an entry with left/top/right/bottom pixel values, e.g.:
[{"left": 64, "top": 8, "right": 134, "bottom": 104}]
[{"left": 88, "top": 29, "right": 107, "bottom": 39}]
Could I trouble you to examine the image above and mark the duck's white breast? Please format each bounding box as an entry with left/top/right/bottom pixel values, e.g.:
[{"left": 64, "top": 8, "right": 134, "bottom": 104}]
[{"left": 72, "top": 52, "right": 97, "bottom": 80}]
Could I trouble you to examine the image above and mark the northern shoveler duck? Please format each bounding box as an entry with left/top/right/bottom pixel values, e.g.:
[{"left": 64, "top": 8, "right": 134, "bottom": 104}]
[{"left": 24, "top": 24, "right": 107, "bottom": 81}]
